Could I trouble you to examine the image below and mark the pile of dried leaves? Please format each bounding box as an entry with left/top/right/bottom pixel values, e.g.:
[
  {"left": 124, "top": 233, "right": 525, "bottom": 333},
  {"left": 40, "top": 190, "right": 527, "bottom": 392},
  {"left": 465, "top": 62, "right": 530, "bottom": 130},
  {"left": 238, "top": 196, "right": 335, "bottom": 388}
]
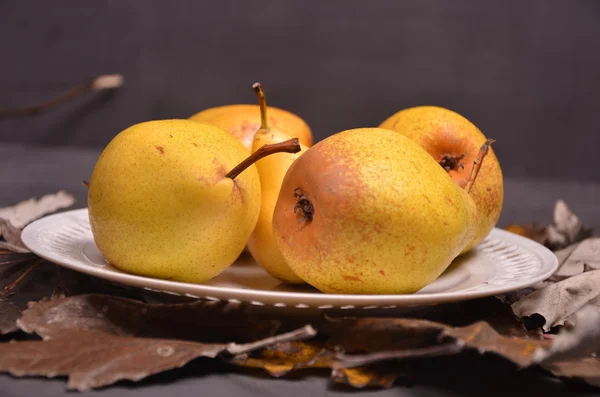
[{"left": 1, "top": 193, "right": 599, "bottom": 391}]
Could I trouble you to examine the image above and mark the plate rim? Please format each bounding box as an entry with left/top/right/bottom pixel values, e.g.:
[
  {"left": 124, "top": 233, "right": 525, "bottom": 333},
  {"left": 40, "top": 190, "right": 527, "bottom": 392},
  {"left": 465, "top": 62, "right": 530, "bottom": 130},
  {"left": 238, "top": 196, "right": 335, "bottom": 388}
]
[{"left": 21, "top": 208, "right": 559, "bottom": 308}]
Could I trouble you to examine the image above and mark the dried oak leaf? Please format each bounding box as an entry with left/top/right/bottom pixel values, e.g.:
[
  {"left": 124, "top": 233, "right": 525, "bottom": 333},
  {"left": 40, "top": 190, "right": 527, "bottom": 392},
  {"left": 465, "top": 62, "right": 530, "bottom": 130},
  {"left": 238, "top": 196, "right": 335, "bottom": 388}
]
[
  {"left": 504, "top": 200, "right": 592, "bottom": 251},
  {"left": 545, "top": 200, "right": 593, "bottom": 251},
  {"left": 17, "top": 293, "right": 280, "bottom": 343},
  {"left": 0, "top": 326, "right": 316, "bottom": 391},
  {"left": 232, "top": 315, "right": 547, "bottom": 389},
  {"left": 327, "top": 318, "right": 547, "bottom": 369},
  {"left": 542, "top": 358, "right": 600, "bottom": 388},
  {"left": 440, "top": 321, "right": 548, "bottom": 368},
  {"left": 532, "top": 304, "right": 600, "bottom": 364},
  {"left": 0, "top": 219, "right": 27, "bottom": 253},
  {"left": 0, "top": 294, "right": 316, "bottom": 391},
  {"left": 0, "top": 300, "right": 21, "bottom": 334},
  {"left": 0, "top": 191, "right": 75, "bottom": 253},
  {"left": 330, "top": 365, "right": 407, "bottom": 389},
  {"left": 229, "top": 340, "right": 330, "bottom": 376},
  {"left": 0, "top": 190, "right": 75, "bottom": 229},
  {"left": 551, "top": 238, "right": 600, "bottom": 282},
  {"left": 418, "top": 296, "right": 539, "bottom": 339},
  {"left": 512, "top": 269, "right": 600, "bottom": 332}
]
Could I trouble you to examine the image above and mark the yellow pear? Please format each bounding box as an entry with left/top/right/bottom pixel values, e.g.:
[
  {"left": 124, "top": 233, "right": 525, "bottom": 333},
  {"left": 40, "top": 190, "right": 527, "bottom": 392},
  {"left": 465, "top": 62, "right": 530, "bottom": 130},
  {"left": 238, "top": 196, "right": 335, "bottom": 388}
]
[
  {"left": 272, "top": 128, "right": 483, "bottom": 294},
  {"left": 87, "top": 119, "right": 300, "bottom": 283},
  {"left": 189, "top": 102, "right": 313, "bottom": 152},
  {"left": 246, "top": 83, "right": 309, "bottom": 284},
  {"left": 379, "top": 106, "right": 503, "bottom": 253}
]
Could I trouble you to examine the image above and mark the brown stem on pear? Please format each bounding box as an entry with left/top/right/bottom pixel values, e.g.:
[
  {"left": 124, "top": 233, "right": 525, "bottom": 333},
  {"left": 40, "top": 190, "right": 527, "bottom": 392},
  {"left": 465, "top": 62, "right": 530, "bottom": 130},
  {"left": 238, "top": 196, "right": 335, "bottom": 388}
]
[
  {"left": 0, "top": 74, "right": 124, "bottom": 119},
  {"left": 465, "top": 139, "right": 496, "bottom": 193},
  {"left": 252, "top": 82, "right": 269, "bottom": 130},
  {"left": 82, "top": 180, "right": 90, "bottom": 188},
  {"left": 226, "top": 138, "right": 300, "bottom": 180}
]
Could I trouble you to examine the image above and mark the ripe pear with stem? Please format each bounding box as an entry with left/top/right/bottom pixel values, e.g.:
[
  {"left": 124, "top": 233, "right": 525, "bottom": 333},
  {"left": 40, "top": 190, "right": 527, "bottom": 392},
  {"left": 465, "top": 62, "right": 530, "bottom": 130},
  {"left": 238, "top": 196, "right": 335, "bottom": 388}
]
[
  {"left": 272, "top": 128, "right": 491, "bottom": 294},
  {"left": 246, "top": 82, "right": 309, "bottom": 283},
  {"left": 189, "top": 97, "right": 313, "bottom": 152},
  {"left": 379, "top": 106, "right": 503, "bottom": 253},
  {"left": 87, "top": 119, "right": 300, "bottom": 283}
]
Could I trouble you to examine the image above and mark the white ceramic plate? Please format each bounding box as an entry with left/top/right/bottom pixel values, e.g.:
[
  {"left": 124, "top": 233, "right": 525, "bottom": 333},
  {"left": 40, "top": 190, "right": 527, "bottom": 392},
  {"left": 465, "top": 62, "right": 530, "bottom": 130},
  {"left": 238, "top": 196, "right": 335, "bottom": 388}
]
[{"left": 21, "top": 209, "right": 558, "bottom": 312}]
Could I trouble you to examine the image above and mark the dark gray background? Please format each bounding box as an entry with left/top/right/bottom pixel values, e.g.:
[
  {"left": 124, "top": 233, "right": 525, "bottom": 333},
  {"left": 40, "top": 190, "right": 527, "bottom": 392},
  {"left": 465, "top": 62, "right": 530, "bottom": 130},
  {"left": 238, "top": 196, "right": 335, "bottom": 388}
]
[{"left": 1, "top": 1, "right": 599, "bottom": 182}]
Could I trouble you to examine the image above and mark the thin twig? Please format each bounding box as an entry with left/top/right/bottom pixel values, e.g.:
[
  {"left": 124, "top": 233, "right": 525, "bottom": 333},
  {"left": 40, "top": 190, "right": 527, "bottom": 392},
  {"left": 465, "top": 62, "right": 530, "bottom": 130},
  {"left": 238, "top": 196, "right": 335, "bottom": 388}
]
[
  {"left": 225, "top": 138, "right": 301, "bottom": 180},
  {"left": 332, "top": 340, "right": 465, "bottom": 368},
  {"left": 0, "top": 74, "right": 123, "bottom": 118},
  {"left": 0, "top": 259, "right": 43, "bottom": 299},
  {"left": 226, "top": 324, "right": 317, "bottom": 355},
  {"left": 0, "top": 258, "right": 37, "bottom": 268},
  {"left": 465, "top": 138, "right": 496, "bottom": 193}
]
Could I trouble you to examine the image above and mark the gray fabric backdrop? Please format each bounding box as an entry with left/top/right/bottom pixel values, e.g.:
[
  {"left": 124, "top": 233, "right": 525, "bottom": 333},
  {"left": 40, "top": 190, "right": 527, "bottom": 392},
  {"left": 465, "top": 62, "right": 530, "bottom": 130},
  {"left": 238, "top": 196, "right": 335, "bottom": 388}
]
[{"left": 1, "top": 1, "right": 599, "bottom": 181}]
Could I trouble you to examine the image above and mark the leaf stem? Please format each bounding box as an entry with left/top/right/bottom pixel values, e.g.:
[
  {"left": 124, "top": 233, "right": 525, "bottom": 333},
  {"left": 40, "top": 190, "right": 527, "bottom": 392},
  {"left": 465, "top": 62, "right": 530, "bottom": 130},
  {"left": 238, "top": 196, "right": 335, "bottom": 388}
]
[
  {"left": 226, "top": 324, "right": 317, "bottom": 355},
  {"left": 226, "top": 138, "right": 301, "bottom": 180},
  {"left": 332, "top": 340, "right": 465, "bottom": 368},
  {"left": 0, "top": 259, "right": 42, "bottom": 299}
]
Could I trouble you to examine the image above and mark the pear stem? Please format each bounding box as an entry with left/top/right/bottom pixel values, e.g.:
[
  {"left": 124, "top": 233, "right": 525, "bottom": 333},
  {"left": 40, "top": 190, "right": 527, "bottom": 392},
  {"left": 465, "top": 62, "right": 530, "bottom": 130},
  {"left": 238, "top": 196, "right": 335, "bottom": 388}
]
[
  {"left": 252, "top": 82, "right": 269, "bottom": 130},
  {"left": 0, "top": 74, "right": 123, "bottom": 119},
  {"left": 226, "top": 138, "right": 301, "bottom": 180},
  {"left": 465, "top": 138, "right": 496, "bottom": 193}
]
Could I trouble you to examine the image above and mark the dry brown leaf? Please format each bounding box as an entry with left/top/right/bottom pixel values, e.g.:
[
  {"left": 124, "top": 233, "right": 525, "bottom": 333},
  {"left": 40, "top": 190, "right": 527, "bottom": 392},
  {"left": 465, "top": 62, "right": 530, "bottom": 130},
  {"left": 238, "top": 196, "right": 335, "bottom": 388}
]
[
  {"left": 232, "top": 314, "right": 545, "bottom": 380},
  {"left": 504, "top": 224, "right": 547, "bottom": 244},
  {"left": 0, "top": 329, "right": 226, "bottom": 391},
  {"left": 18, "top": 294, "right": 280, "bottom": 343},
  {"left": 229, "top": 340, "right": 330, "bottom": 376},
  {"left": 0, "top": 219, "right": 28, "bottom": 253},
  {"left": 0, "top": 191, "right": 75, "bottom": 253},
  {"left": 533, "top": 304, "right": 600, "bottom": 364},
  {"left": 0, "top": 190, "right": 75, "bottom": 229},
  {"left": 551, "top": 238, "right": 600, "bottom": 281},
  {"left": 4, "top": 286, "right": 599, "bottom": 390},
  {"left": 504, "top": 200, "right": 592, "bottom": 251},
  {"left": 418, "top": 296, "right": 538, "bottom": 339},
  {"left": 0, "top": 326, "right": 315, "bottom": 391},
  {"left": 2, "top": 294, "right": 316, "bottom": 392},
  {"left": 0, "top": 300, "right": 21, "bottom": 334},
  {"left": 441, "top": 321, "right": 549, "bottom": 367},
  {"left": 230, "top": 315, "right": 547, "bottom": 390},
  {"left": 512, "top": 269, "right": 600, "bottom": 332},
  {"left": 332, "top": 318, "right": 547, "bottom": 368},
  {"left": 330, "top": 366, "right": 405, "bottom": 389},
  {"left": 542, "top": 358, "right": 600, "bottom": 388},
  {"left": 545, "top": 200, "right": 592, "bottom": 251}
]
